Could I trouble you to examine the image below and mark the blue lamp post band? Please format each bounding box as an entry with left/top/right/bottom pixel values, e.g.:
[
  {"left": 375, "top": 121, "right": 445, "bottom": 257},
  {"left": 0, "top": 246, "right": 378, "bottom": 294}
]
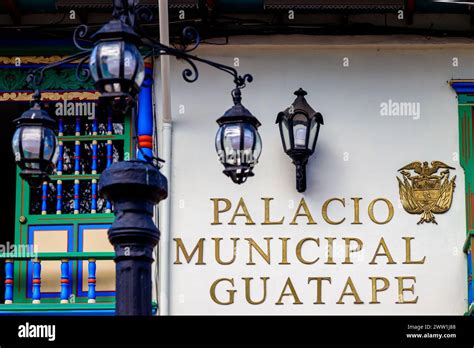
[{"left": 137, "top": 65, "right": 154, "bottom": 161}]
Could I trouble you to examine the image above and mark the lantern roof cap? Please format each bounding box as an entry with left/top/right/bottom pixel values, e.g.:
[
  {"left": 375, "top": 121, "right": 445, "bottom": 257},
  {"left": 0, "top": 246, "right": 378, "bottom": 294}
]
[
  {"left": 92, "top": 19, "right": 142, "bottom": 45},
  {"left": 276, "top": 88, "right": 324, "bottom": 125},
  {"left": 14, "top": 91, "right": 56, "bottom": 129},
  {"left": 216, "top": 88, "right": 261, "bottom": 128}
]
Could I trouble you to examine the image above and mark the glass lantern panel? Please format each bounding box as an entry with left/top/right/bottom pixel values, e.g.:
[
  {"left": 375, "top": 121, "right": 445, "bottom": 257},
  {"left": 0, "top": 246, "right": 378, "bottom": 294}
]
[
  {"left": 223, "top": 124, "right": 241, "bottom": 151},
  {"left": 242, "top": 124, "right": 256, "bottom": 164},
  {"left": 134, "top": 58, "right": 145, "bottom": 88},
  {"left": 293, "top": 124, "right": 307, "bottom": 149},
  {"left": 124, "top": 43, "right": 145, "bottom": 88},
  {"left": 308, "top": 117, "right": 318, "bottom": 152},
  {"left": 89, "top": 47, "right": 99, "bottom": 82},
  {"left": 123, "top": 44, "right": 138, "bottom": 80},
  {"left": 280, "top": 118, "right": 291, "bottom": 151},
  {"left": 21, "top": 126, "right": 42, "bottom": 159},
  {"left": 43, "top": 128, "right": 57, "bottom": 163},
  {"left": 252, "top": 128, "right": 262, "bottom": 163},
  {"left": 222, "top": 124, "right": 242, "bottom": 165},
  {"left": 51, "top": 144, "right": 59, "bottom": 167},
  {"left": 292, "top": 113, "right": 308, "bottom": 149},
  {"left": 12, "top": 128, "right": 21, "bottom": 162},
  {"left": 215, "top": 126, "right": 223, "bottom": 151},
  {"left": 99, "top": 41, "right": 122, "bottom": 79},
  {"left": 215, "top": 126, "right": 225, "bottom": 164},
  {"left": 242, "top": 123, "right": 255, "bottom": 150}
]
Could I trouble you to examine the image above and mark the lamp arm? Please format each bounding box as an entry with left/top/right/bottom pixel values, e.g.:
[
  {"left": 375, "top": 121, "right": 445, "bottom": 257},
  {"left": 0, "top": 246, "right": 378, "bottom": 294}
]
[
  {"left": 26, "top": 50, "right": 92, "bottom": 90},
  {"left": 141, "top": 30, "right": 253, "bottom": 90},
  {"left": 24, "top": 0, "right": 253, "bottom": 95}
]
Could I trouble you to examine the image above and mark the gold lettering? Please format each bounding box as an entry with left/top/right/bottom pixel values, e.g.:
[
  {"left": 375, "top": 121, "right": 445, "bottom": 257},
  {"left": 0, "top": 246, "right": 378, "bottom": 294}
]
[
  {"left": 213, "top": 237, "right": 239, "bottom": 265},
  {"left": 351, "top": 197, "right": 363, "bottom": 225},
  {"left": 229, "top": 197, "right": 255, "bottom": 225},
  {"left": 279, "top": 237, "right": 291, "bottom": 265},
  {"left": 246, "top": 238, "right": 272, "bottom": 265},
  {"left": 308, "top": 277, "right": 332, "bottom": 304},
  {"left": 369, "top": 277, "right": 390, "bottom": 304},
  {"left": 342, "top": 237, "right": 363, "bottom": 264},
  {"left": 275, "top": 277, "right": 303, "bottom": 305},
  {"left": 243, "top": 277, "right": 269, "bottom": 305},
  {"left": 337, "top": 277, "right": 364, "bottom": 304},
  {"left": 368, "top": 198, "right": 394, "bottom": 224},
  {"left": 211, "top": 198, "right": 232, "bottom": 225},
  {"left": 403, "top": 237, "right": 426, "bottom": 264},
  {"left": 290, "top": 198, "right": 317, "bottom": 225},
  {"left": 396, "top": 276, "right": 418, "bottom": 304},
  {"left": 174, "top": 238, "right": 206, "bottom": 265},
  {"left": 261, "top": 198, "right": 284, "bottom": 225},
  {"left": 210, "top": 278, "right": 236, "bottom": 305},
  {"left": 322, "top": 198, "right": 346, "bottom": 225},
  {"left": 369, "top": 237, "right": 396, "bottom": 265},
  {"left": 325, "top": 237, "right": 336, "bottom": 265},
  {"left": 296, "top": 238, "right": 320, "bottom": 265}
]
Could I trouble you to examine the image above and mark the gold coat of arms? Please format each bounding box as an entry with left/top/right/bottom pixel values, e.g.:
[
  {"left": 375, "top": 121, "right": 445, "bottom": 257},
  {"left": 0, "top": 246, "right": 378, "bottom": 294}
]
[{"left": 397, "top": 161, "right": 456, "bottom": 225}]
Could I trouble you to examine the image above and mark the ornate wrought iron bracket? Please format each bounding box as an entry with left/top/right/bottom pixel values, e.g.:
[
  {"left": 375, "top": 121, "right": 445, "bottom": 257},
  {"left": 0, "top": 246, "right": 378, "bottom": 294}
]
[{"left": 25, "top": 0, "right": 253, "bottom": 99}]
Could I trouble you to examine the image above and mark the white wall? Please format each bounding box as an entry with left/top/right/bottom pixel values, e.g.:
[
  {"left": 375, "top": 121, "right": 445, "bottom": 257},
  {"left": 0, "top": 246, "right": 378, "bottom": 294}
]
[{"left": 165, "top": 41, "right": 472, "bottom": 314}]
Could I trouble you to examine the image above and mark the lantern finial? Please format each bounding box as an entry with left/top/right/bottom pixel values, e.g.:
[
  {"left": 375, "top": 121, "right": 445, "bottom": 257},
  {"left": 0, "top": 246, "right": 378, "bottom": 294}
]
[
  {"left": 294, "top": 88, "right": 307, "bottom": 97},
  {"left": 232, "top": 88, "right": 242, "bottom": 105}
]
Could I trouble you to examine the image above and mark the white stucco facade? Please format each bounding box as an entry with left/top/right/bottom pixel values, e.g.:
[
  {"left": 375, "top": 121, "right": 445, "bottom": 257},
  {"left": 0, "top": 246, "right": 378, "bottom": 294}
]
[{"left": 160, "top": 37, "right": 472, "bottom": 314}]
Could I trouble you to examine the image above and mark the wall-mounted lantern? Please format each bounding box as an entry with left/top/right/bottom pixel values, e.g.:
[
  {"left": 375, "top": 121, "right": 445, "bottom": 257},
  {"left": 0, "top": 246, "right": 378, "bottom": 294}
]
[
  {"left": 11, "top": 91, "right": 59, "bottom": 187},
  {"left": 215, "top": 88, "right": 262, "bottom": 184},
  {"left": 276, "top": 88, "right": 324, "bottom": 192}
]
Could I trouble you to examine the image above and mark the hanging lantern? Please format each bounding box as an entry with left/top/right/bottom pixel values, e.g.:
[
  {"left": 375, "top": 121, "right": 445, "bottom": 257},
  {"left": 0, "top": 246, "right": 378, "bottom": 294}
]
[
  {"left": 11, "top": 91, "right": 59, "bottom": 187},
  {"left": 215, "top": 89, "right": 262, "bottom": 184},
  {"left": 89, "top": 19, "right": 145, "bottom": 101}
]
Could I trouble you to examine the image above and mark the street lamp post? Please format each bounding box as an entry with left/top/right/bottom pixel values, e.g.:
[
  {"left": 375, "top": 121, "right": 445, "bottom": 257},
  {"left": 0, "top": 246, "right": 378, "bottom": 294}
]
[{"left": 99, "top": 161, "right": 167, "bottom": 315}]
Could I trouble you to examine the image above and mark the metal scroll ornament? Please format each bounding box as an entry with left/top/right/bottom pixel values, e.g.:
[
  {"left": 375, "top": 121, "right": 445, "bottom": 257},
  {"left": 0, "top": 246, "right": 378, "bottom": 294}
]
[{"left": 397, "top": 161, "right": 456, "bottom": 225}]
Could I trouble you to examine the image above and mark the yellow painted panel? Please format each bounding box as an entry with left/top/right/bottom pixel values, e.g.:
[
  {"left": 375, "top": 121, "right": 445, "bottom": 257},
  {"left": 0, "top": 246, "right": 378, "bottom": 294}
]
[
  {"left": 32, "top": 229, "right": 69, "bottom": 293},
  {"left": 81, "top": 228, "right": 115, "bottom": 292}
]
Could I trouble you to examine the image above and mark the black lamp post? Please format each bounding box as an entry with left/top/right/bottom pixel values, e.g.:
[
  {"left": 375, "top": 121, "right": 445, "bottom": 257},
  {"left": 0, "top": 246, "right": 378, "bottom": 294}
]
[
  {"left": 99, "top": 161, "right": 167, "bottom": 316},
  {"left": 276, "top": 88, "right": 324, "bottom": 193},
  {"left": 11, "top": 90, "right": 58, "bottom": 187},
  {"left": 215, "top": 88, "right": 262, "bottom": 184}
]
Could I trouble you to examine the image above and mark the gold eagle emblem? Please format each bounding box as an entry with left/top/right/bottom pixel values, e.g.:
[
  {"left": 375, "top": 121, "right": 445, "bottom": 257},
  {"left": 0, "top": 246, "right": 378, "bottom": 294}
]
[{"left": 397, "top": 161, "right": 456, "bottom": 225}]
